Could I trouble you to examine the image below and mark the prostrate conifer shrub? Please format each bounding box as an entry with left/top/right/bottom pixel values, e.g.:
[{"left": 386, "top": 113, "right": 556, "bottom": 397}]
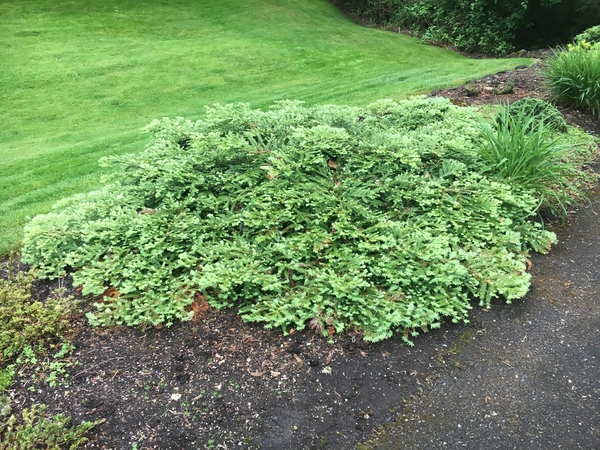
[
  {"left": 0, "top": 402, "right": 101, "bottom": 450},
  {"left": 0, "top": 256, "right": 100, "bottom": 449},
  {"left": 22, "top": 98, "right": 593, "bottom": 343},
  {"left": 0, "top": 255, "right": 77, "bottom": 360}
]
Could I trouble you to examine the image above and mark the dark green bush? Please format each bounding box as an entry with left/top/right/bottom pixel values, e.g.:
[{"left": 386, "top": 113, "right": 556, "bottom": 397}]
[
  {"left": 341, "top": 0, "right": 600, "bottom": 55},
  {"left": 573, "top": 25, "right": 600, "bottom": 44},
  {"left": 499, "top": 98, "right": 567, "bottom": 133},
  {"left": 392, "top": 0, "right": 526, "bottom": 55}
]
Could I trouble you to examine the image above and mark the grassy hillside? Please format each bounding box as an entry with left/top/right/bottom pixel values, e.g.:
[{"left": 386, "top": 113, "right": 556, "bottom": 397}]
[{"left": 0, "top": 0, "right": 530, "bottom": 253}]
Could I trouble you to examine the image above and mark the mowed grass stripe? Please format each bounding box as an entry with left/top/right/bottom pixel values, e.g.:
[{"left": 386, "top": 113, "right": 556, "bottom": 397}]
[{"left": 0, "top": 0, "right": 530, "bottom": 253}]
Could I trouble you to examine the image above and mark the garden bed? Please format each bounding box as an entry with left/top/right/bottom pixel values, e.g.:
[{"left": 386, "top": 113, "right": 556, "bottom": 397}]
[{"left": 3, "top": 62, "right": 600, "bottom": 449}]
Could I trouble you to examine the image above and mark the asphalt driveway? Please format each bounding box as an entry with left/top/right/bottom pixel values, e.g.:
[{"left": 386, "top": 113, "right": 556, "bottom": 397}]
[{"left": 370, "top": 190, "right": 600, "bottom": 449}]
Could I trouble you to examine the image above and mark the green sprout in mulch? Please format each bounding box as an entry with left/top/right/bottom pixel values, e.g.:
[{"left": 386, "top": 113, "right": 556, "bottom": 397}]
[{"left": 0, "top": 254, "right": 102, "bottom": 449}]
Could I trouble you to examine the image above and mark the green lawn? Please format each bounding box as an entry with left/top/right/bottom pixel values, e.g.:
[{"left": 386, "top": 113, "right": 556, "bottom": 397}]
[{"left": 0, "top": 0, "right": 530, "bottom": 254}]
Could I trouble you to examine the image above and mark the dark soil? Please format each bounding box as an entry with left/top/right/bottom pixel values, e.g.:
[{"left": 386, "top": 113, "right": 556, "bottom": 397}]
[
  {"left": 4, "top": 63, "right": 600, "bottom": 449},
  {"left": 11, "top": 275, "right": 470, "bottom": 449},
  {"left": 429, "top": 62, "right": 600, "bottom": 137}
]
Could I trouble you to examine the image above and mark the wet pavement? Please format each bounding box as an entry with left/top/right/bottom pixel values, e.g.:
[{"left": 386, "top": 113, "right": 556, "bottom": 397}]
[{"left": 369, "top": 193, "right": 600, "bottom": 449}]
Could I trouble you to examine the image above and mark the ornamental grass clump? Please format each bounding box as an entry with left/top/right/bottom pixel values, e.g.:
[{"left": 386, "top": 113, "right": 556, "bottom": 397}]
[
  {"left": 23, "top": 97, "right": 595, "bottom": 343},
  {"left": 543, "top": 43, "right": 600, "bottom": 116},
  {"left": 478, "top": 103, "right": 590, "bottom": 219},
  {"left": 499, "top": 98, "right": 567, "bottom": 133}
]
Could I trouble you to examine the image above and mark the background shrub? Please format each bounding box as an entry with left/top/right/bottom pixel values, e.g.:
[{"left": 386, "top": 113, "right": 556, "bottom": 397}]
[
  {"left": 543, "top": 44, "right": 600, "bottom": 116},
  {"left": 22, "top": 98, "right": 594, "bottom": 343},
  {"left": 340, "top": 0, "right": 600, "bottom": 55},
  {"left": 573, "top": 24, "right": 600, "bottom": 44},
  {"left": 499, "top": 98, "right": 567, "bottom": 133}
]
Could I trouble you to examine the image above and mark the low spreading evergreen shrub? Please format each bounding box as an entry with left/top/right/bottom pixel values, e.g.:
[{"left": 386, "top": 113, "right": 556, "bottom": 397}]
[
  {"left": 21, "top": 98, "right": 594, "bottom": 342},
  {"left": 0, "top": 401, "right": 102, "bottom": 450},
  {"left": 0, "top": 257, "right": 99, "bottom": 449},
  {"left": 0, "top": 255, "right": 77, "bottom": 360}
]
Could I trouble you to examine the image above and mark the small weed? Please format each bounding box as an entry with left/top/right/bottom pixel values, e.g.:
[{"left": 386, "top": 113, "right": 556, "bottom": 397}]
[
  {"left": 465, "top": 81, "right": 482, "bottom": 96},
  {"left": 0, "top": 367, "right": 14, "bottom": 393},
  {"left": 54, "top": 342, "right": 75, "bottom": 359},
  {"left": 0, "top": 397, "right": 9, "bottom": 417},
  {"left": 16, "top": 346, "right": 37, "bottom": 366},
  {"left": 0, "top": 401, "right": 103, "bottom": 449},
  {"left": 46, "top": 360, "right": 72, "bottom": 388},
  {"left": 493, "top": 78, "right": 515, "bottom": 95}
]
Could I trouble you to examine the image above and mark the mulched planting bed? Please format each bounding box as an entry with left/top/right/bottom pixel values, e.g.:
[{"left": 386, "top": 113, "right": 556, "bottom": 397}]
[
  {"left": 10, "top": 274, "right": 469, "bottom": 449},
  {"left": 4, "top": 60, "right": 599, "bottom": 449},
  {"left": 430, "top": 62, "right": 600, "bottom": 136}
]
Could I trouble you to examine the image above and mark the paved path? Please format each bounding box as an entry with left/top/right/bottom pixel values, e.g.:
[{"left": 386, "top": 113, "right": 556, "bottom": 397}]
[{"left": 373, "top": 193, "right": 600, "bottom": 449}]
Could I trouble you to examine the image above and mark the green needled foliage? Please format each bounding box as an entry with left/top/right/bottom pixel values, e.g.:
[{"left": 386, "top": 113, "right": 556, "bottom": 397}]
[
  {"left": 0, "top": 402, "right": 102, "bottom": 450},
  {"left": 0, "top": 255, "right": 77, "bottom": 361},
  {"left": 22, "top": 97, "right": 595, "bottom": 343},
  {"left": 0, "top": 256, "right": 99, "bottom": 450}
]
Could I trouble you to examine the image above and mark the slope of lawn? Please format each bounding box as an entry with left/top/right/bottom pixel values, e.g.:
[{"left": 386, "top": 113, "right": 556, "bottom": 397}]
[{"left": 0, "top": 0, "right": 530, "bottom": 253}]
